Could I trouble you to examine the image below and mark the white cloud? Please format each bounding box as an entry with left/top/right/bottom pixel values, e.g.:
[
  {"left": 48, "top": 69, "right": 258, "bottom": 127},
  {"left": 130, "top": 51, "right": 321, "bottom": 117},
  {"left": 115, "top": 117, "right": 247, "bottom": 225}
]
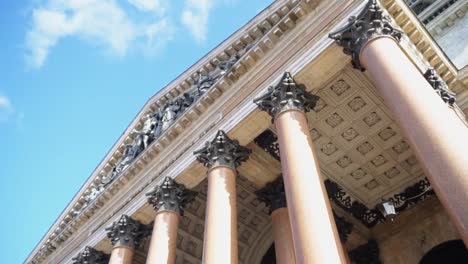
[
  {"left": 181, "top": 0, "right": 213, "bottom": 43},
  {"left": 25, "top": 0, "right": 174, "bottom": 68},
  {"left": 0, "top": 95, "right": 14, "bottom": 123},
  {"left": 128, "top": 0, "right": 166, "bottom": 14}
]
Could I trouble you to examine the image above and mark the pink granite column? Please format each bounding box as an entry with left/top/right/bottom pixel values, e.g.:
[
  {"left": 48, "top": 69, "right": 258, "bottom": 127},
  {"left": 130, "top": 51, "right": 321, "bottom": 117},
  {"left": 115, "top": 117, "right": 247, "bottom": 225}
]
[
  {"left": 330, "top": 0, "right": 468, "bottom": 244},
  {"left": 146, "top": 177, "right": 197, "bottom": 264},
  {"left": 256, "top": 178, "right": 295, "bottom": 264},
  {"left": 254, "top": 73, "right": 347, "bottom": 263},
  {"left": 194, "top": 130, "right": 251, "bottom": 264}
]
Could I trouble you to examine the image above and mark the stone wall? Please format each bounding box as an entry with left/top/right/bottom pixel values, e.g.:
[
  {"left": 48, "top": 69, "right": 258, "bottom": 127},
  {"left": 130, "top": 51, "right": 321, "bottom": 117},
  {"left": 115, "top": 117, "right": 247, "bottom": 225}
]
[{"left": 372, "top": 197, "right": 460, "bottom": 263}]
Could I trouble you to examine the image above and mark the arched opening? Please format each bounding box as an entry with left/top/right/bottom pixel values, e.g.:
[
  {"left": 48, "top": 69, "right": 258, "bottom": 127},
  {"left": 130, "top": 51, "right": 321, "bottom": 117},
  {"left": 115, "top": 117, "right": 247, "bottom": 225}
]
[
  {"left": 260, "top": 243, "right": 276, "bottom": 264},
  {"left": 419, "top": 240, "right": 468, "bottom": 264}
]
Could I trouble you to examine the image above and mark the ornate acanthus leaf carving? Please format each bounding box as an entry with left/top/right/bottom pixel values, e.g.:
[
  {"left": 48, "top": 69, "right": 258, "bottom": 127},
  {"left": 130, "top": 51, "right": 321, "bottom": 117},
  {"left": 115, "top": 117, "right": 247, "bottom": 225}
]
[
  {"left": 146, "top": 177, "right": 197, "bottom": 215},
  {"left": 194, "top": 130, "right": 251, "bottom": 169},
  {"left": 423, "top": 68, "right": 456, "bottom": 105},
  {"left": 256, "top": 176, "right": 287, "bottom": 213},
  {"left": 349, "top": 240, "right": 381, "bottom": 264},
  {"left": 253, "top": 72, "right": 319, "bottom": 120},
  {"left": 329, "top": 0, "right": 403, "bottom": 71},
  {"left": 72, "top": 246, "right": 109, "bottom": 264},
  {"left": 105, "top": 215, "right": 151, "bottom": 249},
  {"left": 333, "top": 211, "right": 353, "bottom": 243}
]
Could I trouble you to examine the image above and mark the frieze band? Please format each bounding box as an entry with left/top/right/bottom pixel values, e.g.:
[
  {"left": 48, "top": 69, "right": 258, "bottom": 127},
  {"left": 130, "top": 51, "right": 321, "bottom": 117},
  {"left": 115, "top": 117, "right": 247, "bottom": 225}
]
[
  {"left": 329, "top": 0, "right": 403, "bottom": 71},
  {"left": 146, "top": 176, "right": 197, "bottom": 216}
]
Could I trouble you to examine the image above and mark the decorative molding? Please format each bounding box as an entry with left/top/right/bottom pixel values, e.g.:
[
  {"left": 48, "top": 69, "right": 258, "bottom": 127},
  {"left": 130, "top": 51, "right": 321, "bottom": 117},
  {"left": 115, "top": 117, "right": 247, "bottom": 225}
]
[
  {"left": 105, "top": 215, "right": 150, "bottom": 249},
  {"left": 71, "top": 246, "right": 109, "bottom": 264},
  {"left": 329, "top": 0, "right": 403, "bottom": 71},
  {"left": 253, "top": 72, "right": 319, "bottom": 120},
  {"left": 254, "top": 129, "right": 435, "bottom": 228},
  {"left": 423, "top": 68, "right": 456, "bottom": 105},
  {"left": 194, "top": 130, "right": 251, "bottom": 169},
  {"left": 333, "top": 211, "right": 353, "bottom": 243},
  {"left": 26, "top": 1, "right": 324, "bottom": 261},
  {"left": 146, "top": 177, "right": 197, "bottom": 215},
  {"left": 325, "top": 179, "right": 382, "bottom": 228},
  {"left": 349, "top": 240, "right": 381, "bottom": 264},
  {"left": 256, "top": 176, "right": 287, "bottom": 213}
]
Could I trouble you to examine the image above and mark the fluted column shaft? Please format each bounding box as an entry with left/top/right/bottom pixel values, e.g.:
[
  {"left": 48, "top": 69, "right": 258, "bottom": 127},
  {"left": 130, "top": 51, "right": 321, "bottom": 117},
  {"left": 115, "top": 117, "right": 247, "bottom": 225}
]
[
  {"left": 271, "top": 208, "right": 295, "bottom": 264},
  {"left": 360, "top": 36, "right": 468, "bottom": 244}
]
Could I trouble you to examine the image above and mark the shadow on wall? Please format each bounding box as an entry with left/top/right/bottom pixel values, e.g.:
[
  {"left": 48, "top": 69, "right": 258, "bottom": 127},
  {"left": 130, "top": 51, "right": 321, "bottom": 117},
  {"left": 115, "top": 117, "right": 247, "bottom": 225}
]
[{"left": 419, "top": 240, "right": 468, "bottom": 264}]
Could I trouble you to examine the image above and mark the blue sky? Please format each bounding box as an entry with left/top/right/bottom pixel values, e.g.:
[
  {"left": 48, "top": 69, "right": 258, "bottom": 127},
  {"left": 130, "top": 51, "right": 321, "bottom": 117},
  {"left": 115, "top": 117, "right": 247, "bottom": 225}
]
[{"left": 0, "top": 0, "right": 273, "bottom": 262}]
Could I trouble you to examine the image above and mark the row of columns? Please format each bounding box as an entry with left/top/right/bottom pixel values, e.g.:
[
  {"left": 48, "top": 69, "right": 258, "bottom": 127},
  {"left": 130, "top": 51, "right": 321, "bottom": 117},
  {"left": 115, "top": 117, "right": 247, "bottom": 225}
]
[{"left": 72, "top": 0, "right": 468, "bottom": 263}]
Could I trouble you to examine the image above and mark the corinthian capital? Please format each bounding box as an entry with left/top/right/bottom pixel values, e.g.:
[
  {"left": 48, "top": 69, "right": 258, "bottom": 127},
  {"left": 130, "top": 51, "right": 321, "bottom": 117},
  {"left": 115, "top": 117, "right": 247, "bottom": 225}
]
[
  {"left": 194, "top": 130, "right": 251, "bottom": 169},
  {"left": 255, "top": 177, "right": 287, "bottom": 213},
  {"left": 146, "top": 177, "right": 197, "bottom": 215},
  {"left": 72, "top": 246, "right": 109, "bottom": 264},
  {"left": 329, "top": 0, "right": 403, "bottom": 71},
  {"left": 423, "top": 68, "right": 456, "bottom": 105},
  {"left": 253, "top": 72, "right": 319, "bottom": 120},
  {"left": 105, "top": 215, "right": 150, "bottom": 249}
]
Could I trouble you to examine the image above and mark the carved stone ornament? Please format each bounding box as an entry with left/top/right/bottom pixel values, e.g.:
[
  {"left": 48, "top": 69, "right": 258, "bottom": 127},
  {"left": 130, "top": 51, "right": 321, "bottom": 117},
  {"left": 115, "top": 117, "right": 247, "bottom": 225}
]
[
  {"left": 194, "top": 130, "right": 251, "bottom": 169},
  {"left": 349, "top": 239, "right": 381, "bottom": 264},
  {"left": 105, "top": 215, "right": 151, "bottom": 249},
  {"left": 146, "top": 177, "right": 197, "bottom": 215},
  {"left": 72, "top": 246, "right": 110, "bottom": 264},
  {"left": 423, "top": 68, "right": 456, "bottom": 105},
  {"left": 256, "top": 176, "right": 287, "bottom": 213},
  {"left": 329, "top": 0, "right": 403, "bottom": 71},
  {"left": 253, "top": 72, "right": 319, "bottom": 120}
]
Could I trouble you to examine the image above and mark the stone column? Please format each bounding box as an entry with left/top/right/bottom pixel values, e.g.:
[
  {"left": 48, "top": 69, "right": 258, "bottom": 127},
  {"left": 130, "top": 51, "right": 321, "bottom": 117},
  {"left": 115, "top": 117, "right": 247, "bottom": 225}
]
[
  {"left": 256, "top": 177, "right": 295, "bottom": 264},
  {"left": 194, "top": 130, "right": 251, "bottom": 264},
  {"left": 254, "top": 73, "right": 347, "bottom": 263},
  {"left": 146, "top": 177, "right": 197, "bottom": 264},
  {"left": 106, "top": 215, "right": 150, "bottom": 264},
  {"left": 72, "top": 246, "right": 109, "bottom": 264},
  {"left": 330, "top": 0, "right": 468, "bottom": 244}
]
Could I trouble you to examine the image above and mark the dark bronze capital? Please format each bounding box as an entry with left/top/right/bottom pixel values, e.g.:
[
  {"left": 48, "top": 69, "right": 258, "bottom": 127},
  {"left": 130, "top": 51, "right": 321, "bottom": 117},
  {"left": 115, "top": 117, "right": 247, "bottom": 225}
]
[
  {"left": 423, "top": 68, "right": 456, "bottom": 105},
  {"left": 105, "top": 215, "right": 150, "bottom": 249},
  {"left": 253, "top": 72, "right": 319, "bottom": 121},
  {"left": 256, "top": 177, "right": 287, "bottom": 214},
  {"left": 194, "top": 130, "right": 251, "bottom": 169},
  {"left": 329, "top": 0, "right": 403, "bottom": 71},
  {"left": 72, "top": 246, "right": 109, "bottom": 264},
  {"left": 146, "top": 177, "right": 197, "bottom": 215}
]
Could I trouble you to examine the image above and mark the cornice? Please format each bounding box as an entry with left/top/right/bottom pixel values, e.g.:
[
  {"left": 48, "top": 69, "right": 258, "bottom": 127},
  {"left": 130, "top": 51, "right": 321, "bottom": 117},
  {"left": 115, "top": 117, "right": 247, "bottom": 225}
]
[
  {"left": 40, "top": 0, "right": 361, "bottom": 262},
  {"left": 382, "top": 0, "right": 467, "bottom": 93},
  {"left": 26, "top": 0, "right": 317, "bottom": 263}
]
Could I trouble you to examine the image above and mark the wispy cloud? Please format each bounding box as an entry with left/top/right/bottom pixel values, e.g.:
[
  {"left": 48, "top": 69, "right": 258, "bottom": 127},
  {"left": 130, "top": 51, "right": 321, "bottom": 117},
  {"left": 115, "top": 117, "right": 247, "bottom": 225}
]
[
  {"left": 25, "top": 0, "right": 173, "bottom": 68},
  {"left": 0, "top": 95, "right": 14, "bottom": 123},
  {"left": 181, "top": 0, "right": 214, "bottom": 43}
]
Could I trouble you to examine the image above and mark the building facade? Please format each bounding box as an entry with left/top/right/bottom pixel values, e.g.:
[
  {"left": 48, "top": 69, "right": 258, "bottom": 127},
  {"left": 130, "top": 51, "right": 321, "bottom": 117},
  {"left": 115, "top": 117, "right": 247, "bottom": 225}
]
[{"left": 26, "top": 0, "right": 468, "bottom": 263}]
